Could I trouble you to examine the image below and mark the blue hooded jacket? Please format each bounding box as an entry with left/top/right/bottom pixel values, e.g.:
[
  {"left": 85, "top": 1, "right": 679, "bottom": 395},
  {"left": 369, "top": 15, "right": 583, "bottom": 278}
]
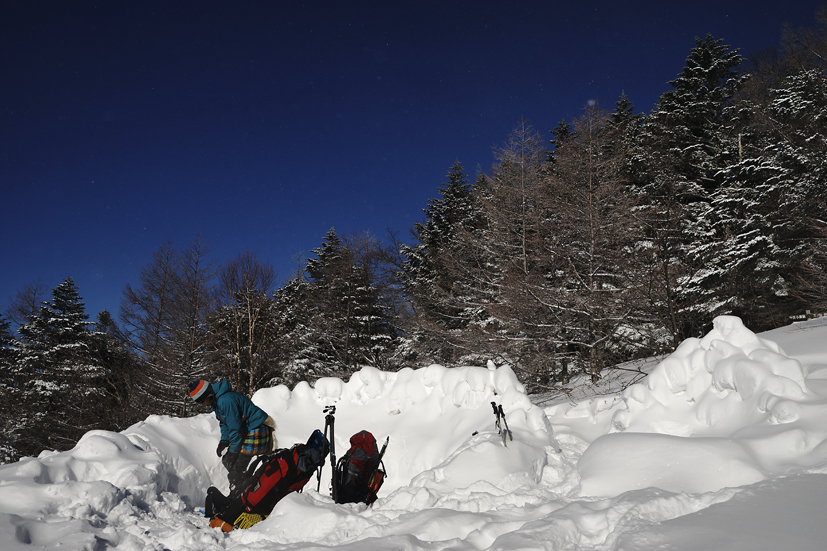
[{"left": 209, "top": 380, "right": 269, "bottom": 454}]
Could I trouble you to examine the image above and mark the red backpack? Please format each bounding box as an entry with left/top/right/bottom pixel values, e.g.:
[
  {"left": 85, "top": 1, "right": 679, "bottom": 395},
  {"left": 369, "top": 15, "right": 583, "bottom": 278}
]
[
  {"left": 334, "top": 430, "right": 387, "bottom": 505},
  {"left": 206, "top": 429, "right": 329, "bottom": 531}
]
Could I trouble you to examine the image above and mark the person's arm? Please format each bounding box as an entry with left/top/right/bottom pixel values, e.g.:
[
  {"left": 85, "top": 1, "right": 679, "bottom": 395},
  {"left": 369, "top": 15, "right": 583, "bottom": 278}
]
[{"left": 218, "top": 396, "right": 245, "bottom": 454}]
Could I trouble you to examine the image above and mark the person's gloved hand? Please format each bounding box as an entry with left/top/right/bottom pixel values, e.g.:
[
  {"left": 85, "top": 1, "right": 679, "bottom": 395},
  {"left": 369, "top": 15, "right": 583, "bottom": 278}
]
[
  {"left": 216, "top": 440, "right": 229, "bottom": 457},
  {"left": 222, "top": 451, "right": 239, "bottom": 471},
  {"left": 228, "top": 470, "right": 242, "bottom": 491}
]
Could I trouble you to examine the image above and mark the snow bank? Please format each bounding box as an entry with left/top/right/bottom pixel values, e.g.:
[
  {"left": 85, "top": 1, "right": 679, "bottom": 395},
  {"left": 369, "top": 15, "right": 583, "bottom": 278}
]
[
  {"left": 4, "top": 316, "right": 827, "bottom": 550},
  {"left": 561, "top": 316, "right": 827, "bottom": 497},
  {"left": 0, "top": 362, "right": 558, "bottom": 549},
  {"left": 251, "top": 362, "right": 558, "bottom": 497}
]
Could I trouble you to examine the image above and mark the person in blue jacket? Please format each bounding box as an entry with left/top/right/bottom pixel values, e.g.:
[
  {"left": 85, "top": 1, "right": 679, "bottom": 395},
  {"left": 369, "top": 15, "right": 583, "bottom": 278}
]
[{"left": 188, "top": 380, "right": 277, "bottom": 482}]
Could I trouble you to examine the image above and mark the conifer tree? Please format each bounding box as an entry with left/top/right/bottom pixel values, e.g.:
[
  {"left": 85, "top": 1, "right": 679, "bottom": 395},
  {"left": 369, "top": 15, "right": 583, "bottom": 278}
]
[
  {"left": 269, "top": 276, "right": 313, "bottom": 387},
  {"left": 644, "top": 34, "right": 746, "bottom": 199},
  {"left": 609, "top": 93, "right": 643, "bottom": 162},
  {"left": 630, "top": 35, "right": 747, "bottom": 338},
  {"left": 610, "top": 93, "right": 637, "bottom": 127},
  {"left": 548, "top": 119, "right": 572, "bottom": 164},
  {"left": 705, "top": 68, "right": 827, "bottom": 328},
  {"left": 13, "top": 277, "right": 107, "bottom": 452},
  {"left": 0, "top": 310, "right": 18, "bottom": 462},
  {"left": 292, "top": 229, "right": 400, "bottom": 377},
  {"left": 0, "top": 309, "right": 13, "bottom": 366},
  {"left": 400, "top": 161, "right": 479, "bottom": 344}
]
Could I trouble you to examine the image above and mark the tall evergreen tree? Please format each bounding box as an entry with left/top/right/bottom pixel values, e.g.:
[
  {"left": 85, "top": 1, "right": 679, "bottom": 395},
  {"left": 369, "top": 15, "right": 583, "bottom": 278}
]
[
  {"left": 547, "top": 119, "right": 572, "bottom": 164},
  {"left": 630, "top": 34, "right": 747, "bottom": 337},
  {"left": 706, "top": 68, "right": 827, "bottom": 328},
  {"left": 0, "top": 309, "right": 13, "bottom": 366},
  {"left": 0, "top": 309, "right": 18, "bottom": 462},
  {"left": 400, "top": 161, "right": 478, "bottom": 341},
  {"left": 643, "top": 34, "right": 746, "bottom": 199},
  {"left": 13, "top": 277, "right": 106, "bottom": 453},
  {"left": 609, "top": 93, "right": 643, "bottom": 162},
  {"left": 293, "top": 229, "right": 400, "bottom": 377},
  {"left": 270, "top": 276, "right": 314, "bottom": 388}
]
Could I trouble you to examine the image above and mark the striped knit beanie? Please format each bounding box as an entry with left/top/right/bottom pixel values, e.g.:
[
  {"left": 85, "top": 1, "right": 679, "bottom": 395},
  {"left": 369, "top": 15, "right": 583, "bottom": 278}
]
[{"left": 188, "top": 380, "right": 210, "bottom": 401}]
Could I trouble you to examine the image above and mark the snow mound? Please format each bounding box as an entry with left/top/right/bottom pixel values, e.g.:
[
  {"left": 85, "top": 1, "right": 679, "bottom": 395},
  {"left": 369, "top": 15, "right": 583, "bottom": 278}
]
[
  {"left": 5, "top": 316, "right": 827, "bottom": 549},
  {"left": 0, "top": 362, "right": 559, "bottom": 548},
  {"left": 251, "top": 362, "right": 559, "bottom": 497},
  {"left": 612, "top": 316, "right": 802, "bottom": 436},
  {"left": 568, "top": 316, "right": 827, "bottom": 497}
]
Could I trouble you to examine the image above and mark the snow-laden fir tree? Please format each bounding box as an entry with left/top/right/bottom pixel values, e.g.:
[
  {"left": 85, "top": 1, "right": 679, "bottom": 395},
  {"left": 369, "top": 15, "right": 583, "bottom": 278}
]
[
  {"left": 400, "top": 161, "right": 480, "bottom": 355},
  {"left": 287, "top": 229, "right": 400, "bottom": 379},
  {"left": 630, "top": 34, "right": 747, "bottom": 338},
  {"left": 0, "top": 310, "right": 18, "bottom": 462},
  {"left": 12, "top": 277, "right": 107, "bottom": 453},
  {"left": 269, "top": 276, "right": 314, "bottom": 388},
  {"left": 705, "top": 67, "right": 827, "bottom": 328},
  {"left": 547, "top": 119, "right": 572, "bottom": 165}
]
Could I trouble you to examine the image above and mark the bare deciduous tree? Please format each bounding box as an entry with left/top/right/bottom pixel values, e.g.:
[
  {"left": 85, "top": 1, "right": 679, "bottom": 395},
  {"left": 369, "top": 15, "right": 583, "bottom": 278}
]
[
  {"left": 6, "top": 280, "right": 48, "bottom": 326},
  {"left": 542, "top": 105, "right": 643, "bottom": 381},
  {"left": 210, "top": 250, "right": 278, "bottom": 396},
  {"left": 120, "top": 237, "right": 216, "bottom": 417}
]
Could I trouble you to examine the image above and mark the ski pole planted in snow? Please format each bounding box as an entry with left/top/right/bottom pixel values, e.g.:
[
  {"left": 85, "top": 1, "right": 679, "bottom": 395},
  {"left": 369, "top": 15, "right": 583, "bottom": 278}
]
[
  {"left": 498, "top": 404, "right": 512, "bottom": 443},
  {"left": 491, "top": 401, "right": 507, "bottom": 447}
]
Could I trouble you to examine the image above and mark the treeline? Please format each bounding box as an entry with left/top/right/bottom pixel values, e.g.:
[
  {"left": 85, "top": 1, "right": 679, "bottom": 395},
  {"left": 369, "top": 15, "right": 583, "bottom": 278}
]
[{"left": 2, "top": 19, "right": 827, "bottom": 461}]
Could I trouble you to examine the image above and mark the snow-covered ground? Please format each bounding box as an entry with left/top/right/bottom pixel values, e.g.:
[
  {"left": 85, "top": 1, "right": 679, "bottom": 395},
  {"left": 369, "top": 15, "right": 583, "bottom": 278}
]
[{"left": 2, "top": 315, "right": 827, "bottom": 550}]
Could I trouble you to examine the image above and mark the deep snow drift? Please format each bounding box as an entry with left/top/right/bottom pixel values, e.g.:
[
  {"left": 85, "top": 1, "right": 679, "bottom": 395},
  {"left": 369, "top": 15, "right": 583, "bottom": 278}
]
[{"left": 2, "top": 315, "right": 827, "bottom": 550}]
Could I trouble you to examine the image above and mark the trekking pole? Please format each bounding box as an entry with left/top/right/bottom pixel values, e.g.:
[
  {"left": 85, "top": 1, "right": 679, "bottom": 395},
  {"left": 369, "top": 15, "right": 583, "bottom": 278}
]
[
  {"left": 491, "top": 401, "right": 507, "bottom": 447},
  {"left": 365, "top": 436, "right": 389, "bottom": 505},
  {"left": 498, "top": 404, "right": 512, "bottom": 442},
  {"left": 367, "top": 437, "right": 389, "bottom": 487}
]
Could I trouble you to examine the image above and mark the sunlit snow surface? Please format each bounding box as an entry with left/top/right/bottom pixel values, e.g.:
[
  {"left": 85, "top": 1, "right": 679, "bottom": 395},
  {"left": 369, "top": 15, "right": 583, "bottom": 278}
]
[{"left": 2, "top": 315, "right": 827, "bottom": 550}]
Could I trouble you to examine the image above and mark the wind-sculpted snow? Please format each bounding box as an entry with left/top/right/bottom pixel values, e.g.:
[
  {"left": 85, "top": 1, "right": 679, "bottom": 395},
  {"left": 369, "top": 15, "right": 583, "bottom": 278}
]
[
  {"left": 251, "top": 362, "right": 557, "bottom": 497},
  {"left": 0, "top": 361, "right": 562, "bottom": 549},
  {"left": 2, "top": 316, "right": 827, "bottom": 550},
  {"left": 569, "top": 316, "right": 827, "bottom": 497},
  {"left": 613, "top": 315, "right": 804, "bottom": 437}
]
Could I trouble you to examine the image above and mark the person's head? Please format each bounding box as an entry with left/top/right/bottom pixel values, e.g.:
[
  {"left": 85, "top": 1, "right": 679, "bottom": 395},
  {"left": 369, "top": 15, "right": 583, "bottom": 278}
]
[{"left": 188, "top": 380, "right": 215, "bottom": 407}]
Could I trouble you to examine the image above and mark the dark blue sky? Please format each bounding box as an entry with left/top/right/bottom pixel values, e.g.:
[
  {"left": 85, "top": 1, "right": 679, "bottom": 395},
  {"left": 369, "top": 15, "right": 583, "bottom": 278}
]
[{"left": 2, "top": 1, "right": 823, "bottom": 320}]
